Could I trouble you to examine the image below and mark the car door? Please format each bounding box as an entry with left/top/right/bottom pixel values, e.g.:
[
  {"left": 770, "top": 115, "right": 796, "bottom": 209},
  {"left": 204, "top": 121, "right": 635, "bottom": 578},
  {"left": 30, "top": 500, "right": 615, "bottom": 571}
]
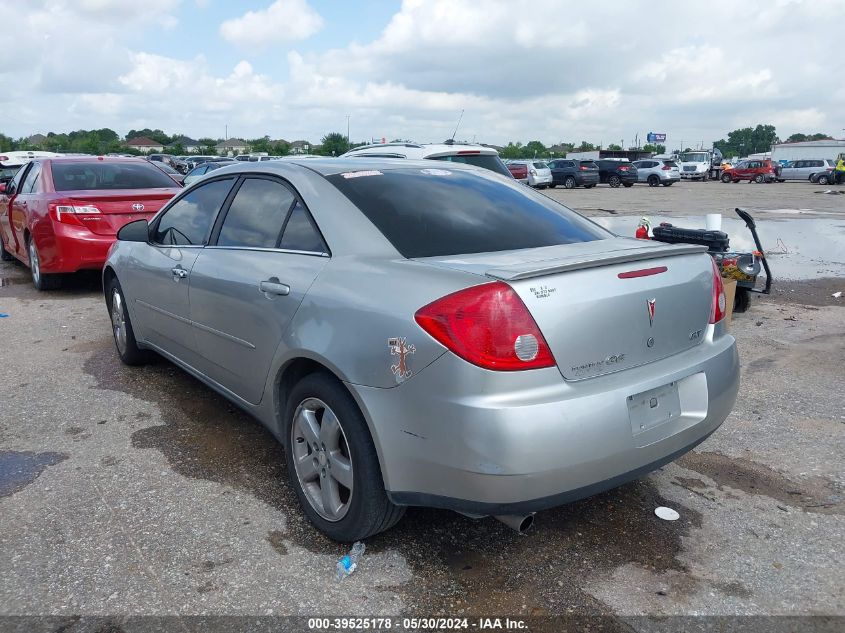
[
  {"left": 1, "top": 163, "right": 32, "bottom": 257},
  {"left": 188, "top": 176, "right": 329, "bottom": 404},
  {"left": 10, "top": 162, "right": 42, "bottom": 258},
  {"left": 802, "top": 160, "right": 820, "bottom": 180},
  {"left": 781, "top": 161, "right": 798, "bottom": 180},
  {"left": 126, "top": 176, "right": 237, "bottom": 366}
]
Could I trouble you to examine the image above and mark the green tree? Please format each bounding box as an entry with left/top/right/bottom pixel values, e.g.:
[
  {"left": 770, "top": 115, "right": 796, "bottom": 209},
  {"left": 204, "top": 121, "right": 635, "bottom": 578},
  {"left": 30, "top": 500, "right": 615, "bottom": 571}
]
[
  {"left": 607, "top": 143, "right": 622, "bottom": 151},
  {"left": 271, "top": 140, "right": 291, "bottom": 156},
  {"left": 714, "top": 124, "right": 779, "bottom": 156},
  {"left": 785, "top": 132, "right": 832, "bottom": 143},
  {"left": 523, "top": 140, "right": 547, "bottom": 158},
  {"left": 320, "top": 132, "right": 350, "bottom": 157},
  {"left": 0, "top": 133, "right": 17, "bottom": 151},
  {"left": 576, "top": 141, "right": 596, "bottom": 152},
  {"left": 197, "top": 138, "right": 219, "bottom": 155},
  {"left": 126, "top": 128, "right": 171, "bottom": 144},
  {"left": 499, "top": 142, "right": 524, "bottom": 159},
  {"left": 642, "top": 143, "right": 666, "bottom": 154}
]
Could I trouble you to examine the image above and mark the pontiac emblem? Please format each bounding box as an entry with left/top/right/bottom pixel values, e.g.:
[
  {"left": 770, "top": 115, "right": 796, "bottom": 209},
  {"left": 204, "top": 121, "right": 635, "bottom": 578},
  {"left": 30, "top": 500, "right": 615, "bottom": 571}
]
[
  {"left": 131, "top": 203, "right": 145, "bottom": 212},
  {"left": 388, "top": 337, "right": 416, "bottom": 382},
  {"left": 646, "top": 298, "right": 656, "bottom": 327}
]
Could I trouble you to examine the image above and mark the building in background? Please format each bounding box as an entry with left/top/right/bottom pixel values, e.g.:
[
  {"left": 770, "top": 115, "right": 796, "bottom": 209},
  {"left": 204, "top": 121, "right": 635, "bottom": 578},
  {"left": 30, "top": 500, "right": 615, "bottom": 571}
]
[
  {"left": 166, "top": 136, "right": 201, "bottom": 153},
  {"left": 216, "top": 138, "right": 249, "bottom": 156},
  {"left": 126, "top": 137, "right": 165, "bottom": 153}
]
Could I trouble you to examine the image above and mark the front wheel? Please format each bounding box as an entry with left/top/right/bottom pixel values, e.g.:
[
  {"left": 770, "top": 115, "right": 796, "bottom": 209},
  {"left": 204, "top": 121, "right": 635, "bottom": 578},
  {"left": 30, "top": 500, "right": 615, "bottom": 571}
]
[
  {"left": 608, "top": 175, "right": 621, "bottom": 188},
  {"left": 647, "top": 175, "right": 659, "bottom": 187},
  {"left": 754, "top": 174, "right": 765, "bottom": 184},
  {"left": 285, "top": 373, "right": 405, "bottom": 541},
  {"left": 721, "top": 173, "right": 732, "bottom": 183},
  {"left": 28, "top": 239, "right": 61, "bottom": 290},
  {"left": 564, "top": 176, "right": 576, "bottom": 189}
]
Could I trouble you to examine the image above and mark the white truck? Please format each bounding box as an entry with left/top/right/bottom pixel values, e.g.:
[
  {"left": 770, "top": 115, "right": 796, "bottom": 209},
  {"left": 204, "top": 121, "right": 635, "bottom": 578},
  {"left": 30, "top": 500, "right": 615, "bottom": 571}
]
[{"left": 678, "top": 148, "right": 724, "bottom": 181}]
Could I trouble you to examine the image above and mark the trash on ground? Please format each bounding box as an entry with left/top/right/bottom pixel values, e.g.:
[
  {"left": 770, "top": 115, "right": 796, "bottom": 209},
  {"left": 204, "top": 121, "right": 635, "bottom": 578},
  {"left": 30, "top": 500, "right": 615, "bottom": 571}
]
[
  {"left": 655, "top": 506, "right": 680, "bottom": 521},
  {"left": 832, "top": 292, "right": 842, "bottom": 298},
  {"left": 0, "top": 314, "right": 8, "bottom": 318},
  {"left": 335, "top": 541, "right": 365, "bottom": 581}
]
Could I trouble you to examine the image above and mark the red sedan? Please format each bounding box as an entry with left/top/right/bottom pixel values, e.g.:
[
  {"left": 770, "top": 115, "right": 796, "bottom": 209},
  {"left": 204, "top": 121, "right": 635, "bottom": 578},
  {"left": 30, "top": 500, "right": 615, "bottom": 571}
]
[{"left": 0, "top": 157, "right": 181, "bottom": 290}]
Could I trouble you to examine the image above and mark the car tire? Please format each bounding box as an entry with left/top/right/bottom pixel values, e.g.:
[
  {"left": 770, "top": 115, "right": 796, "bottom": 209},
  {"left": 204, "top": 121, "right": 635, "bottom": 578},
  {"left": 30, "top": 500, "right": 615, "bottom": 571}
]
[
  {"left": 27, "top": 239, "right": 61, "bottom": 291},
  {"left": 1, "top": 239, "right": 14, "bottom": 261},
  {"left": 817, "top": 175, "right": 830, "bottom": 185},
  {"left": 564, "top": 176, "right": 576, "bottom": 189},
  {"left": 754, "top": 174, "right": 765, "bottom": 184},
  {"left": 721, "top": 173, "right": 731, "bottom": 183},
  {"left": 285, "top": 372, "right": 405, "bottom": 541},
  {"left": 647, "top": 175, "right": 660, "bottom": 187},
  {"left": 106, "top": 277, "right": 153, "bottom": 366},
  {"left": 733, "top": 288, "right": 750, "bottom": 313},
  {"left": 608, "top": 175, "right": 621, "bottom": 188}
]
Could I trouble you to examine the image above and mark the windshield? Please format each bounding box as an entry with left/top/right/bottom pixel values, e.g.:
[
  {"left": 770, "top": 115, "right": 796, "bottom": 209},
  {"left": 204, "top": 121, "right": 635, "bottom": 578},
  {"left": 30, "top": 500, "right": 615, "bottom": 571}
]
[
  {"left": 680, "top": 153, "right": 709, "bottom": 163},
  {"left": 52, "top": 161, "right": 178, "bottom": 191},
  {"left": 326, "top": 167, "right": 609, "bottom": 258},
  {"left": 428, "top": 153, "right": 511, "bottom": 177}
]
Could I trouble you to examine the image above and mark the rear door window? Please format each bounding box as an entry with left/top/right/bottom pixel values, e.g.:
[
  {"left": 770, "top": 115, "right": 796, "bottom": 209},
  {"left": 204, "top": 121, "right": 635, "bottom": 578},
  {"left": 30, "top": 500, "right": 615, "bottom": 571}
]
[
  {"left": 279, "top": 202, "right": 328, "bottom": 253},
  {"left": 152, "top": 177, "right": 235, "bottom": 246},
  {"left": 20, "top": 163, "right": 41, "bottom": 194},
  {"left": 326, "top": 168, "right": 608, "bottom": 258},
  {"left": 217, "top": 178, "right": 295, "bottom": 249}
]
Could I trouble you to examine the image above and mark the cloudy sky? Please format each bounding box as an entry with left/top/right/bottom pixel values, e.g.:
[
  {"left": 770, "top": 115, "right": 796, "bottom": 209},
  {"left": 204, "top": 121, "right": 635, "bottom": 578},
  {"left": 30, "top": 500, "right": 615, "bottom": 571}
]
[{"left": 3, "top": 0, "right": 843, "bottom": 148}]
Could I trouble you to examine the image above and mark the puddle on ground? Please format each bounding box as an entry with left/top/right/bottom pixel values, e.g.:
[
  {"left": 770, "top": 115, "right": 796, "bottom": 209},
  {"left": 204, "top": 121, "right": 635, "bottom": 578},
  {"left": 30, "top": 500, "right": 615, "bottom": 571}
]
[
  {"left": 0, "top": 450, "right": 68, "bottom": 497},
  {"left": 591, "top": 216, "right": 845, "bottom": 280},
  {"left": 677, "top": 452, "right": 843, "bottom": 515},
  {"left": 82, "top": 345, "right": 704, "bottom": 619}
]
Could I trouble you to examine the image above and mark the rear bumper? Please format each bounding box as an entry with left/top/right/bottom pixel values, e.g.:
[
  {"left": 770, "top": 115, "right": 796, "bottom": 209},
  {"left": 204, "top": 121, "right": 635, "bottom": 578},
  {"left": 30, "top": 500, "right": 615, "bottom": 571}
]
[
  {"left": 351, "top": 325, "right": 738, "bottom": 513},
  {"left": 36, "top": 222, "right": 116, "bottom": 273}
]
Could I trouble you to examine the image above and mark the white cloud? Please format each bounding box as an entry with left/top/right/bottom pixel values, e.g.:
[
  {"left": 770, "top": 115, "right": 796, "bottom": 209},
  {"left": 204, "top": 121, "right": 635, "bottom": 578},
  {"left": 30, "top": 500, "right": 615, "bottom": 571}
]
[{"left": 219, "top": 0, "right": 323, "bottom": 48}]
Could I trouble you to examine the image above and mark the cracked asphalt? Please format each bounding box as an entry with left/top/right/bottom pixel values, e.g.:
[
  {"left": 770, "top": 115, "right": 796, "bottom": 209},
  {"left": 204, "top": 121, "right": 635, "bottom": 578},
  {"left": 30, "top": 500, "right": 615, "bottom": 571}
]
[{"left": 0, "top": 181, "right": 843, "bottom": 630}]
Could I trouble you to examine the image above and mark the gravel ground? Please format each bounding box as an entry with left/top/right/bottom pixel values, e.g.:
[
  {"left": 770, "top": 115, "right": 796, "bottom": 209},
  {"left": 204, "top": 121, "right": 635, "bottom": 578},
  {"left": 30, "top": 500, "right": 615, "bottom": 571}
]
[{"left": 0, "top": 182, "right": 843, "bottom": 631}]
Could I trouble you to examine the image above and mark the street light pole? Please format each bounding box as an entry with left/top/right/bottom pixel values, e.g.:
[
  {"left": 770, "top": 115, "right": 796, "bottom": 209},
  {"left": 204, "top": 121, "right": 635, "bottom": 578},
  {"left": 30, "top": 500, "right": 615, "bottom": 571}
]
[{"left": 346, "top": 115, "right": 350, "bottom": 145}]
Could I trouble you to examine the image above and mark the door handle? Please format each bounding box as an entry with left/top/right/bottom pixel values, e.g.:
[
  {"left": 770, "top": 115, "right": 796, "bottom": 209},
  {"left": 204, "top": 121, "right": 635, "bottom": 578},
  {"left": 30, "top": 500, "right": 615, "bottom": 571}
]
[
  {"left": 171, "top": 267, "right": 188, "bottom": 279},
  {"left": 259, "top": 279, "right": 290, "bottom": 297}
]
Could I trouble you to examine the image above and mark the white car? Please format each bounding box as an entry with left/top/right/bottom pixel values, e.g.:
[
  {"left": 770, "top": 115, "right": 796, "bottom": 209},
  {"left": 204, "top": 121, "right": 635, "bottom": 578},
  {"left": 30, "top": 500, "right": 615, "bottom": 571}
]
[
  {"left": 0, "top": 150, "right": 62, "bottom": 186},
  {"left": 341, "top": 142, "right": 512, "bottom": 178},
  {"left": 508, "top": 160, "right": 553, "bottom": 188}
]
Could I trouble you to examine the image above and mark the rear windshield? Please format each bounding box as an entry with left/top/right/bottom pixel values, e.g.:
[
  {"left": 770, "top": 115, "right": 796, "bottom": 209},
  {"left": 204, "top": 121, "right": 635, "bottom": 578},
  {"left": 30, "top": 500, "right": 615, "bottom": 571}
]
[
  {"left": 662, "top": 160, "right": 678, "bottom": 167},
  {"left": 52, "top": 161, "right": 177, "bottom": 191},
  {"left": 326, "top": 168, "right": 609, "bottom": 258},
  {"left": 427, "top": 154, "right": 511, "bottom": 177},
  {"left": 533, "top": 162, "right": 548, "bottom": 169},
  {"left": 580, "top": 161, "right": 598, "bottom": 169}
]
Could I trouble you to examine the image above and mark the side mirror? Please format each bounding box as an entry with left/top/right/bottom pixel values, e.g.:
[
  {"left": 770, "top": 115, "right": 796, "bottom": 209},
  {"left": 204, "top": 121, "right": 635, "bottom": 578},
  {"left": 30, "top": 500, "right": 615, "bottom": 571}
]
[{"left": 117, "top": 219, "right": 150, "bottom": 242}]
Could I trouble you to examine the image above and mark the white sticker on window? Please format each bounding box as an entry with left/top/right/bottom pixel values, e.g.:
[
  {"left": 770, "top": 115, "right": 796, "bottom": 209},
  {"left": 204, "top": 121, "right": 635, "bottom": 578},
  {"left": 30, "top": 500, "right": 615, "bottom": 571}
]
[
  {"left": 420, "top": 168, "right": 452, "bottom": 176},
  {"left": 340, "top": 170, "right": 383, "bottom": 179}
]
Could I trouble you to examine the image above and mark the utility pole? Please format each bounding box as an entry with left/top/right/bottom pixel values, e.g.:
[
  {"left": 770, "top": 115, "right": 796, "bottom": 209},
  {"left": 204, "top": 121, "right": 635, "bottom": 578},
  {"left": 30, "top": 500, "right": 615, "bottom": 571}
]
[
  {"left": 346, "top": 115, "right": 350, "bottom": 145},
  {"left": 225, "top": 124, "right": 228, "bottom": 140}
]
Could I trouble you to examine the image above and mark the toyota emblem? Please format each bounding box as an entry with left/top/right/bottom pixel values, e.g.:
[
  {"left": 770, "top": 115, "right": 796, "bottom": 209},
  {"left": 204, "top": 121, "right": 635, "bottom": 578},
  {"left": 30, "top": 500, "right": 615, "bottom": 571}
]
[{"left": 131, "top": 203, "right": 145, "bottom": 212}]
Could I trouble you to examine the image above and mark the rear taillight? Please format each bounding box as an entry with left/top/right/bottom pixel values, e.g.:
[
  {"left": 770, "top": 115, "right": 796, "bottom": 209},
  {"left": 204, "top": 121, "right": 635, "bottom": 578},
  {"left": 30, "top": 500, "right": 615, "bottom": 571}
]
[
  {"left": 49, "top": 201, "right": 101, "bottom": 226},
  {"left": 414, "top": 281, "right": 556, "bottom": 371},
  {"left": 529, "top": 169, "right": 537, "bottom": 175},
  {"left": 619, "top": 166, "right": 629, "bottom": 171},
  {"left": 662, "top": 165, "right": 672, "bottom": 170},
  {"left": 579, "top": 166, "right": 589, "bottom": 171},
  {"left": 709, "top": 257, "right": 727, "bottom": 324}
]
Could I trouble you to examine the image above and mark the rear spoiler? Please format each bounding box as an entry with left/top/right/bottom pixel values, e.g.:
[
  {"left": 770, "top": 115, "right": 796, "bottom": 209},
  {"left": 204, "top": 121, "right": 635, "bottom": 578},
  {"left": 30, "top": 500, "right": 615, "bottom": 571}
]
[{"left": 486, "top": 243, "right": 706, "bottom": 281}]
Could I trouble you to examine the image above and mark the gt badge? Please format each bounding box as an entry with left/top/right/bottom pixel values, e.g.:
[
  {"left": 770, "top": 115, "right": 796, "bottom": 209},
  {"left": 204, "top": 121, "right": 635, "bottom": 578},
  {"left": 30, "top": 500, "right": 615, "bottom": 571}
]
[
  {"left": 388, "top": 337, "right": 416, "bottom": 382},
  {"left": 646, "top": 298, "right": 656, "bottom": 327}
]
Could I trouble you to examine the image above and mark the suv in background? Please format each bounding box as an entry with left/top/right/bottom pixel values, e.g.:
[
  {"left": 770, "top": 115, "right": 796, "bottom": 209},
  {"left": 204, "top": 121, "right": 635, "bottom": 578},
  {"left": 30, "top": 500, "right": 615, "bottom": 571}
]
[
  {"left": 720, "top": 159, "right": 775, "bottom": 183},
  {"left": 778, "top": 159, "right": 836, "bottom": 182},
  {"left": 548, "top": 159, "right": 599, "bottom": 189},
  {"left": 595, "top": 159, "right": 637, "bottom": 187},
  {"left": 341, "top": 142, "right": 512, "bottom": 178},
  {"left": 632, "top": 159, "right": 681, "bottom": 187}
]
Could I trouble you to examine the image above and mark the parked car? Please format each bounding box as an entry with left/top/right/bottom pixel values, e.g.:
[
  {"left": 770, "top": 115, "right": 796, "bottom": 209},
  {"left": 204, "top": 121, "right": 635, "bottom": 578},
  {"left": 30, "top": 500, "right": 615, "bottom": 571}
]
[
  {"left": 595, "top": 159, "right": 637, "bottom": 187},
  {"left": 104, "top": 158, "right": 738, "bottom": 540},
  {"left": 506, "top": 161, "right": 529, "bottom": 184},
  {"left": 810, "top": 169, "right": 835, "bottom": 185},
  {"left": 182, "top": 160, "right": 237, "bottom": 186},
  {"left": 777, "top": 159, "right": 836, "bottom": 182},
  {"left": 341, "top": 142, "right": 512, "bottom": 178},
  {"left": 184, "top": 155, "right": 218, "bottom": 170},
  {"left": 632, "top": 159, "right": 681, "bottom": 187},
  {"left": 547, "top": 159, "right": 599, "bottom": 189},
  {"left": 148, "top": 154, "right": 188, "bottom": 174},
  {"left": 151, "top": 161, "right": 186, "bottom": 185},
  {"left": 720, "top": 159, "right": 775, "bottom": 183},
  {"left": 0, "top": 157, "right": 181, "bottom": 289},
  {"left": 507, "top": 160, "right": 552, "bottom": 188},
  {"left": 1, "top": 151, "right": 62, "bottom": 187}
]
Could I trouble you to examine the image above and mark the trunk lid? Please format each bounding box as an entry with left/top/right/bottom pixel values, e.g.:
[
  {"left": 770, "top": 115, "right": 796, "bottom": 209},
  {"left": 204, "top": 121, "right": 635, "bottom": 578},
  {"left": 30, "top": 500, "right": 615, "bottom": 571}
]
[
  {"left": 61, "top": 189, "right": 178, "bottom": 236},
  {"left": 417, "top": 238, "right": 713, "bottom": 380}
]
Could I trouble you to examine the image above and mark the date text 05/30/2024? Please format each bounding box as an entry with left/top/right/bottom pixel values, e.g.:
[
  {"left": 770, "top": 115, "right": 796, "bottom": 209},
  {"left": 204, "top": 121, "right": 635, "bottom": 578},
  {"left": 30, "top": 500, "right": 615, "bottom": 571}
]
[{"left": 307, "top": 617, "right": 528, "bottom": 630}]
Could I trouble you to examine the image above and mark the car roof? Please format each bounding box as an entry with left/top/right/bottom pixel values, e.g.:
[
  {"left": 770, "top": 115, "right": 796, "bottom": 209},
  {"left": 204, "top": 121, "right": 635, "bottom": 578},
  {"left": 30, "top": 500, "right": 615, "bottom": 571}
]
[
  {"left": 342, "top": 143, "right": 499, "bottom": 158},
  {"left": 209, "top": 157, "right": 484, "bottom": 178},
  {"left": 38, "top": 156, "right": 152, "bottom": 165}
]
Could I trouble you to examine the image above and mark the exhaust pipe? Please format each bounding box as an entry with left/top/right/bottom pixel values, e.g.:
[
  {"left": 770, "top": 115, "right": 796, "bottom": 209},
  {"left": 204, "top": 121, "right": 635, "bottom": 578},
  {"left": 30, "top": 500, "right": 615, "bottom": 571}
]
[{"left": 494, "top": 513, "right": 535, "bottom": 534}]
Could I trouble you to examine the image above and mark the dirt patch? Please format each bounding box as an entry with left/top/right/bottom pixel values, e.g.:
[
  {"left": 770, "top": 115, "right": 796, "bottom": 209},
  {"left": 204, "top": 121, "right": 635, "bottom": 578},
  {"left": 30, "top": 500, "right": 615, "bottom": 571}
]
[
  {"left": 677, "top": 451, "right": 843, "bottom": 515},
  {"left": 760, "top": 277, "right": 845, "bottom": 308},
  {"left": 267, "top": 530, "right": 288, "bottom": 556}
]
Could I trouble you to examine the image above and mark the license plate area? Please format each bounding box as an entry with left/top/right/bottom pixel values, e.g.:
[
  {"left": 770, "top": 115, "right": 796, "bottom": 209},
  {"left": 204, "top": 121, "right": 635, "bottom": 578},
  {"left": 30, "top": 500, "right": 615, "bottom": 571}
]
[{"left": 627, "top": 381, "right": 681, "bottom": 436}]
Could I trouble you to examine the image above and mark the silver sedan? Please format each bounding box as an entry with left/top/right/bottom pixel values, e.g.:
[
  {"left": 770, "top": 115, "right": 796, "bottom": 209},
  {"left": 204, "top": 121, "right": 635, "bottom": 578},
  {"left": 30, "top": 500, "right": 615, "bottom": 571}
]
[{"left": 104, "top": 159, "right": 739, "bottom": 540}]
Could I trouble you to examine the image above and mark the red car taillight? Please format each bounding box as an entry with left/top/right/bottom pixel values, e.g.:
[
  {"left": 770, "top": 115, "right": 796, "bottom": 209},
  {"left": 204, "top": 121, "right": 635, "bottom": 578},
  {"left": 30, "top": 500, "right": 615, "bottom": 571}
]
[
  {"left": 662, "top": 165, "right": 672, "bottom": 170},
  {"left": 709, "top": 257, "right": 727, "bottom": 324},
  {"left": 619, "top": 166, "right": 630, "bottom": 171},
  {"left": 414, "top": 281, "right": 556, "bottom": 371},
  {"left": 579, "top": 166, "right": 589, "bottom": 171},
  {"left": 49, "top": 201, "right": 101, "bottom": 226}
]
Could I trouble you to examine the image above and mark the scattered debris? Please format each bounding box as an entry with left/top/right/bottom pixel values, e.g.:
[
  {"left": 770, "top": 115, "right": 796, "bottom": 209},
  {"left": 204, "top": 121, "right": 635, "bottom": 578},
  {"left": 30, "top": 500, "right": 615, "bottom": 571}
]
[
  {"left": 336, "top": 541, "right": 366, "bottom": 581},
  {"left": 832, "top": 292, "right": 842, "bottom": 299},
  {"left": 0, "top": 313, "right": 8, "bottom": 318},
  {"left": 654, "top": 506, "right": 680, "bottom": 521}
]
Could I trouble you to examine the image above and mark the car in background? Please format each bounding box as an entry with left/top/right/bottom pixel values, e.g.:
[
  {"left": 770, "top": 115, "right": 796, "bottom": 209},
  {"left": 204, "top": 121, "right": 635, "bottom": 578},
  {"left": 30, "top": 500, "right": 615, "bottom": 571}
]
[
  {"left": 632, "top": 159, "right": 681, "bottom": 187},
  {"left": 148, "top": 154, "right": 188, "bottom": 174},
  {"left": 508, "top": 160, "right": 552, "bottom": 188},
  {"left": 183, "top": 160, "right": 238, "bottom": 186},
  {"left": 720, "top": 159, "right": 775, "bottom": 183},
  {"left": 777, "top": 159, "right": 836, "bottom": 182},
  {"left": 548, "top": 159, "right": 599, "bottom": 189},
  {"left": 341, "top": 142, "right": 512, "bottom": 178},
  {"left": 810, "top": 169, "right": 835, "bottom": 185},
  {"left": 184, "top": 155, "right": 218, "bottom": 170},
  {"left": 151, "top": 161, "right": 186, "bottom": 185},
  {"left": 103, "top": 157, "right": 738, "bottom": 540},
  {"left": 1, "top": 151, "right": 63, "bottom": 187},
  {"left": 506, "top": 161, "right": 529, "bottom": 184},
  {"left": 0, "top": 157, "right": 181, "bottom": 289},
  {"left": 595, "top": 159, "right": 637, "bottom": 188}
]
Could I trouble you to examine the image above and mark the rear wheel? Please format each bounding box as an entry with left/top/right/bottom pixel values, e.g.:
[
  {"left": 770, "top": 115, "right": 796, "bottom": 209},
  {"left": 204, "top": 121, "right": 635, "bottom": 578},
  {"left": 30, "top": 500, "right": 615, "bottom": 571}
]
[
  {"left": 106, "top": 277, "right": 152, "bottom": 366},
  {"left": 28, "top": 239, "right": 61, "bottom": 291},
  {"left": 285, "top": 373, "right": 405, "bottom": 541},
  {"left": 564, "top": 176, "right": 576, "bottom": 189},
  {"left": 817, "top": 174, "right": 830, "bottom": 185},
  {"left": 754, "top": 174, "right": 765, "bottom": 184},
  {"left": 734, "top": 288, "right": 750, "bottom": 313},
  {"left": 608, "top": 175, "right": 621, "bottom": 188},
  {"left": 647, "top": 175, "right": 660, "bottom": 187},
  {"left": 721, "top": 173, "right": 732, "bottom": 183}
]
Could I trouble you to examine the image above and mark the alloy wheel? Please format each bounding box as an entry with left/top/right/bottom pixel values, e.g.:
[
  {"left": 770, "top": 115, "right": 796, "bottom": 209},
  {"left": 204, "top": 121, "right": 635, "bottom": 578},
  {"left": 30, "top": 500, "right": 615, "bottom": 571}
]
[
  {"left": 28, "top": 241, "right": 40, "bottom": 286},
  {"left": 291, "top": 398, "right": 353, "bottom": 521},
  {"left": 110, "top": 288, "right": 128, "bottom": 355}
]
